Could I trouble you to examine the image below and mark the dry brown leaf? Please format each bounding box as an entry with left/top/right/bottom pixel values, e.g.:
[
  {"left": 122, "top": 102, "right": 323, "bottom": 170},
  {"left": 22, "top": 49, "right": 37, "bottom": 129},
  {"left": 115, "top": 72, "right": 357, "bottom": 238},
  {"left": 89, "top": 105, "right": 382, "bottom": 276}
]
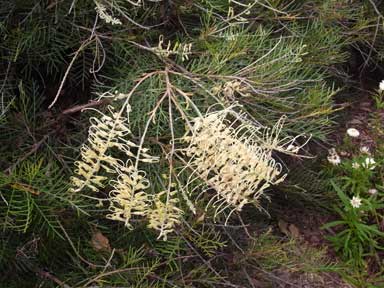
[
  {"left": 288, "top": 224, "right": 301, "bottom": 239},
  {"left": 10, "top": 182, "right": 40, "bottom": 196},
  {"left": 278, "top": 220, "right": 301, "bottom": 239},
  {"left": 196, "top": 212, "right": 205, "bottom": 223},
  {"left": 91, "top": 230, "right": 111, "bottom": 252},
  {"left": 278, "top": 219, "right": 289, "bottom": 236}
]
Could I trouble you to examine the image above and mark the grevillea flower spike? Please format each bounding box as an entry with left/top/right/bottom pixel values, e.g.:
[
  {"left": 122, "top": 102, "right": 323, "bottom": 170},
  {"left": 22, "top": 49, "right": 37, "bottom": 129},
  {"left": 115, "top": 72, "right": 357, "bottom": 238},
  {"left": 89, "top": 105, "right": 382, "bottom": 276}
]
[
  {"left": 71, "top": 97, "right": 308, "bottom": 239},
  {"left": 180, "top": 106, "right": 306, "bottom": 223}
]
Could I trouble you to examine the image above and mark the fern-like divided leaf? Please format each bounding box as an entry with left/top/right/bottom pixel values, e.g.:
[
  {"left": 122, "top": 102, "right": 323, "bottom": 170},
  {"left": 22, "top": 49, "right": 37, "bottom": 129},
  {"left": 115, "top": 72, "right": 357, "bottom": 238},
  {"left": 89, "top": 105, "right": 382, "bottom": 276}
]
[{"left": 0, "top": 158, "right": 78, "bottom": 239}]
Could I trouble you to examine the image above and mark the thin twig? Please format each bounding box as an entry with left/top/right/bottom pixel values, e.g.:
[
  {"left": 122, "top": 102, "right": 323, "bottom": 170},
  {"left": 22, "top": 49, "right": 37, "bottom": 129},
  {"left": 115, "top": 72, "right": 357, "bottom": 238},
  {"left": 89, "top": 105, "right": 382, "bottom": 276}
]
[
  {"left": 101, "top": 248, "right": 115, "bottom": 274},
  {"left": 360, "top": 16, "right": 381, "bottom": 76},
  {"left": 49, "top": 14, "right": 99, "bottom": 108},
  {"left": 59, "top": 222, "right": 105, "bottom": 269},
  {"left": 4, "top": 134, "right": 50, "bottom": 174},
  {"left": 4, "top": 96, "right": 112, "bottom": 174},
  {"left": 177, "top": 231, "right": 242, "bottom": 288},
  {"left": 368, "top": 0, "right": 384, "bottom": 19},
  {"left": 37, "top": 270, "right": 72, "bottom": 288},
  {"left": 241, "top": 267, "right": 256, "bottom": 288},
  {"left": 61, "top": 99, "right": 111, "bottom": 115},
  {"left": 48, "top": 39, "right": 93, "bottom": 109},
  {"left": 81, "top": 255, "right": 197, "bottom": 287}
]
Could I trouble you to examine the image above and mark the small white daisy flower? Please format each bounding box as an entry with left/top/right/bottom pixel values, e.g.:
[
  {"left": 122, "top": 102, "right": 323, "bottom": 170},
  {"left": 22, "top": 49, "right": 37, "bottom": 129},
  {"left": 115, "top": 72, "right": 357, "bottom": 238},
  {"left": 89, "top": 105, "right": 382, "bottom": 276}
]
[
  {"left": 360, "top": 146, "right": 370, "bottom": 154},
  {"left": 379, "top": 80, "right": 384, "bottom": 92},
  {"left": 327, "top": 148, "right": 341, "bottom": 165},
  {"left": 362, "top": 157, "right": 376, "bottom": 170},
  {"left": 347, "top": 128, "right": 360, "bottom": 138},
  {"left": 352, "top": 162, "right": 360, "bottom": 169},
  {"left": 368, "top": 188, "right": 378, "bottom": 195},
  {"left": 350, "top": 196, "right": 362, "bottom": 208}
]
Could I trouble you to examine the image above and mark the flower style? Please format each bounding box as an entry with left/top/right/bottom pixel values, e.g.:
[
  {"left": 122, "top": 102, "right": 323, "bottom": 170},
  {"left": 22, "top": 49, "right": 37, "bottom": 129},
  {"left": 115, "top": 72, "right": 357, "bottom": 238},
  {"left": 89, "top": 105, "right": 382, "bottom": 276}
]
[
  {"left": 350, "top": 196, "right": 362, "bottom": 208},
  {"left": 346, "top": 128, "right": 360, "bottom": 138},
  {"left": 155, "top": 35, "right": 193, "bottom": 61}
]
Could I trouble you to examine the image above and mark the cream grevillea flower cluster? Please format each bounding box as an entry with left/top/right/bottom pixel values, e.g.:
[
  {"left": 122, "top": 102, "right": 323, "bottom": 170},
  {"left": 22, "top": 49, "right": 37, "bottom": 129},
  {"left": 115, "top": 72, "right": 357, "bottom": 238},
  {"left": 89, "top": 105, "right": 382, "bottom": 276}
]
[
  {"left": 71, "top": 102, "right": 302, "bottom": 239},
  {"left": 107, "top": 164, "right": 150, "bottom": 229},
  {"left": 147, "top": 190, "right": 182, "bottom": 240},
  {"left": 94, "top": 1, "right": 122, "bottom": 25},
  {"left": 106, "top": 164, "right": 182, "bottom": 240},
  {"left": 69, "top": 104, "right": 180, "bottom": 240},
  {"left": 70, "top": 106, "right": 141, "bottom": 193},
  {"left": 182, "top": 109, "right": 295, "bottom": 220}
]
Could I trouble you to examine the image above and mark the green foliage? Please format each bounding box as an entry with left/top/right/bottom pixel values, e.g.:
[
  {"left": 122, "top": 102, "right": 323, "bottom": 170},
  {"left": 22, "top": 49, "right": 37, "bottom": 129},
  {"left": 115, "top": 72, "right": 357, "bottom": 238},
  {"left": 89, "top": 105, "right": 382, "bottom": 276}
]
[
  {"left": 243, "top": 231, "right": 330, "bottom": 271},
  {"left": 0, "top": 0, "right": 382, "bottom": 287},
  {"left": 323, "top": 105, "right": 384, "bottom": 285},
  {"left": 0, "top": 158, "right": 79, "bottom": 237},
  {"left": 373, "top": 85, "right": 384, "bottom": 109},
  {"left": 323, "top": 182, "right": 384, "bottom": 268}
]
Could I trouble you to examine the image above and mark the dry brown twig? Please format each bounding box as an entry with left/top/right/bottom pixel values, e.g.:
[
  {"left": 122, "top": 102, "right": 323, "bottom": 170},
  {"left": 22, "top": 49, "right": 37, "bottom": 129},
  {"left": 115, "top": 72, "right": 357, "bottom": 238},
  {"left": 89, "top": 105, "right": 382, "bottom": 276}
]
[
  {"left": 37, "top": 270, "right": 72, "bottom": 288},
  {"left": 4, "top": 98, "right": 111, "bottom": 174}
]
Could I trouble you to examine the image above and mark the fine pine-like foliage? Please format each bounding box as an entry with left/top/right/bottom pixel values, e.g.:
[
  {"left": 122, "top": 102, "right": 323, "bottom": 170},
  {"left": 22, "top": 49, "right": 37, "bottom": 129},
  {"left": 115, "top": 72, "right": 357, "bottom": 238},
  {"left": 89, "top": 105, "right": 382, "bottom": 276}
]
[
  {"left": 0, "top": 158, "right": 82, "bottom": 238},
  {"left": 1, "top": 0, "right": 382, "bottom": 287}
]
